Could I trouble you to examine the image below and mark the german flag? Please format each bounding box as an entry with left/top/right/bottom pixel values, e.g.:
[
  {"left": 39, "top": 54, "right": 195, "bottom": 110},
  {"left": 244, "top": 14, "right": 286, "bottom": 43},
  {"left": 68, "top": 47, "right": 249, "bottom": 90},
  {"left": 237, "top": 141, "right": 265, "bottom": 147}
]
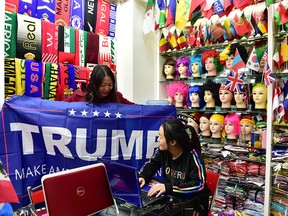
[
  {"left": 177, "top": 31, "right": 188, "bottom": 49},
  {"left": 159, "top": 33, "right": 167, "bottom": 53}
]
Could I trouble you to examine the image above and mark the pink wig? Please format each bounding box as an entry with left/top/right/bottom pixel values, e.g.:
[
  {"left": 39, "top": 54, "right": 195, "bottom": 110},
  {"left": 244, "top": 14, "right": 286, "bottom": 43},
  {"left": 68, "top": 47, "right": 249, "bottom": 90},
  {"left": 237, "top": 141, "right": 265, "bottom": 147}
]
[
  {"left": 224, "top": 113, "right": 241, "bottom": 136},
  {"left": 167, "top": 82, "right": 189, "bottom": 103}
]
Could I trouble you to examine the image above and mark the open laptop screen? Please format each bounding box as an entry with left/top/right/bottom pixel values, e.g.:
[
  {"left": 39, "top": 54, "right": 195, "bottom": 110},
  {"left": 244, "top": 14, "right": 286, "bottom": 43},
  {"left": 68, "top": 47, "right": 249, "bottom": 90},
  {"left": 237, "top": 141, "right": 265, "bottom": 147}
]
[{"left": 99, "top": 158, "right": 143, "bottom": 208}]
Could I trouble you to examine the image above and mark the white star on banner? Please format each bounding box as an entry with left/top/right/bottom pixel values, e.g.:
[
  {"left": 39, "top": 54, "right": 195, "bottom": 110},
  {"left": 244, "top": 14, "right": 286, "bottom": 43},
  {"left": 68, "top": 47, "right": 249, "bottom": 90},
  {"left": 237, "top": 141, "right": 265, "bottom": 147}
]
[
  {"left": 93, "top": 110, "right": 100, "bottom": 117},
  {"left": 76, "top": 83, "right": 81, "bottom": 89},
  {"left": 81, "top": 110, "right": 88, "bottom": 116},
  {"left": 69, "top": 109, "right": 76, "bottom": 116},
  {"left": 115, "top": 112, "right": 122, "bottom": 118},
  {"left": 104, "top": 111, "right": 111, "bottom": 117}
]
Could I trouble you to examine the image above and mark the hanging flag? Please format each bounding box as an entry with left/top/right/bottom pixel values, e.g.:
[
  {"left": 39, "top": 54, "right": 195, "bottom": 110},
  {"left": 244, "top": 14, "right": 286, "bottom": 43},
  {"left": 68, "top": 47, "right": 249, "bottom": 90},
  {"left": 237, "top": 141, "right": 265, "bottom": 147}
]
[
  {"left": 266, "top": 0, "right": 274, "bottom": 7},
  {"left": 190, "top": 0, "right": 205, "bottom": 14},
  {"left": 169, "top": 30, "right": 179, "bottom": 49},
  {"left": 0, "top": 161, "right": 19, "bottom": 203},
  {"left": 246, "top": 47, "right": 260, "bottom": 71},
  {"left": 280, "top": 37, "right": 288, "bottom": 64},
  {"left": 175, "top": 0, "right": 191, "bottom": 30},
  {"left": 222, "top": 18, "right": 233, "bottom": 40},
  {"left": 157, "top": 0, "right": 166, "bottom": 28},
  {"left": 273, "top": 43, "right": 281, "bottom": 68},
  {"left": 273, "top": 80, "right": 282, "bottom": 111},
  {"left": 159, "top": 33, "right": 167, "bottom": 52},
  {"left": 177, "top": 31, "right": 188, "bottom": 49},
  {"left": 211, "top": 22, "right": 226, "bottom": 40},
  {"left": 187, "top": 26, "right": 196, "bottom": 47},
  {"left": 232, "top": 48, "right": 246, "bottom": 72},
  {"left": 250, "top": 12, "right": 262, "bottom": 36},
  {"left": 264, "top": 64, "right": 275, "bottom": 87},
  {"left": 233, "top": 0, "right": 252, "bottom": 10},
  {"left": 257, "top": 9, "right": 268, "bottom": 35},
  {"left": 225, "top": 71, "right": 244, "bottom": 92},
  {"left": 233, "top": 12, "right": 252, "bottom": 36},
  {"left": 166, "top": 0, "right": 176, "bottom": 27},
  {"left": 276, "top": 103, "right": 285, "bottom": 123},
  {"left": 213, "top": 0, "right": 225, "bottom": 15},
  {"left": 261, "top": 46, "right": 268, "bottom": 66},
  {"left": 274, "top": 3, "right": 288, "bottom": 26},
  {"left": 143, "top": 0, "right": 155, "bottom": 34}
]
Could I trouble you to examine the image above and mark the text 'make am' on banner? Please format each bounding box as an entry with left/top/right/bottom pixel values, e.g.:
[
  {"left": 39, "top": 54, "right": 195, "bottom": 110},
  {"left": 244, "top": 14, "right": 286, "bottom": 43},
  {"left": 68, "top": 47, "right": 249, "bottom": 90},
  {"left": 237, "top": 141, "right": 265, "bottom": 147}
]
[{"left": 0, "top": 95, "right": 176, "bottom": 209}]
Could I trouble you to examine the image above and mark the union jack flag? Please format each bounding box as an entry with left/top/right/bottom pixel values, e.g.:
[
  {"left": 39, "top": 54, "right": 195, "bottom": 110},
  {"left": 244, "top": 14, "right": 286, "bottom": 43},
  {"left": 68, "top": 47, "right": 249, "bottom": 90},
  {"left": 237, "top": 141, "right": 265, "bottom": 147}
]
[
  {"left": 264, "top": 64, "right": 275, "bottom": 87},
  {"left": 225, "top": 71, "right": 243, "bottom": 92}
]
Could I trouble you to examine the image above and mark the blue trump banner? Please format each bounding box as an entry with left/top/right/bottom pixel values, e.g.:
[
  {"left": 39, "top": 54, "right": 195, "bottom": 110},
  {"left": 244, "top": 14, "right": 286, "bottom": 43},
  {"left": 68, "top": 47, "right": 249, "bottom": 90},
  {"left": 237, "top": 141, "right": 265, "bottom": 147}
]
[{"left": 0, "top": 95, "right": 176, "bottom": 209}]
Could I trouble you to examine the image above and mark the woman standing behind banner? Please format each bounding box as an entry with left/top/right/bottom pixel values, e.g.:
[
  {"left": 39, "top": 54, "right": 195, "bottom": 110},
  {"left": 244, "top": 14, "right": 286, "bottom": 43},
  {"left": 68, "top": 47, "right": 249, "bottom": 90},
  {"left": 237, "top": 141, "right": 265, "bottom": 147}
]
[{"left": 65, "top": 65, "right": 134, "bottom": 104}]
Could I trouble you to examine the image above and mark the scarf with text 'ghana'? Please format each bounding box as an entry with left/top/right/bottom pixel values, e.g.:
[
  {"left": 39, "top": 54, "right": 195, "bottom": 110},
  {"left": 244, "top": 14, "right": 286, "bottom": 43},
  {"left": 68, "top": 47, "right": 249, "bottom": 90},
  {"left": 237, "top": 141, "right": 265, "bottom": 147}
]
[{"left": 44, "top": 62, "right": 59, "bottom": 100}]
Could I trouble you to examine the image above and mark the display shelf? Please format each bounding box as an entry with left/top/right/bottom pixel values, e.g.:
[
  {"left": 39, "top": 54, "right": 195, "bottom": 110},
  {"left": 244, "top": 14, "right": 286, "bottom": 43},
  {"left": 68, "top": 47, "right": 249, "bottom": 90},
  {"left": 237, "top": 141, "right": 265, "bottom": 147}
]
[
  {"left": 220, "top": 179, "right": 265, "bottom": 190},
  {"left": 203, "top": 152, "right": 266, "bottom": 164},
  {"left": 159, "top": 35, "right": 268, "bottom": 57}
]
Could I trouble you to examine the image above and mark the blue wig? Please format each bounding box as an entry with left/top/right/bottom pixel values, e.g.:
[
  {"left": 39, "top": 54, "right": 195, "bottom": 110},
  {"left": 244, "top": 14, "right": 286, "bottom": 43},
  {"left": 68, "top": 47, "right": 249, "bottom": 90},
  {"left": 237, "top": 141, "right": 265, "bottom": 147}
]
[
  {"left": 187, "top": 85, "right": 205, "bottom": 108},
  {"left": 190, "top": 55, "right": 203, "bottom": 75}
]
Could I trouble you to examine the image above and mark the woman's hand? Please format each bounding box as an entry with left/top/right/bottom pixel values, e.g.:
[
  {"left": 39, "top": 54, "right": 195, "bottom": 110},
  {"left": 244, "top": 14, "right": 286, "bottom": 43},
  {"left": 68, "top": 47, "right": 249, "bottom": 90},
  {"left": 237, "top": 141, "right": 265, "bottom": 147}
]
[
  {"left": 139, "top": 177, "right": 145, "bottom": 188},
  {"left": 148, "top": 183, "right": 166, "bottom": 197}
]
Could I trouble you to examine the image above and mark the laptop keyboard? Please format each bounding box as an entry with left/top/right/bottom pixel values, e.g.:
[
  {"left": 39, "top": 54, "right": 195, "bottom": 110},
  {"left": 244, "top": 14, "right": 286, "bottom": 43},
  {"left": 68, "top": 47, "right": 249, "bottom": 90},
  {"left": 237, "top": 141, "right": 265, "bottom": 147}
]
[{"left": 141, "top": 190, "right": 156, "bottom": 205}]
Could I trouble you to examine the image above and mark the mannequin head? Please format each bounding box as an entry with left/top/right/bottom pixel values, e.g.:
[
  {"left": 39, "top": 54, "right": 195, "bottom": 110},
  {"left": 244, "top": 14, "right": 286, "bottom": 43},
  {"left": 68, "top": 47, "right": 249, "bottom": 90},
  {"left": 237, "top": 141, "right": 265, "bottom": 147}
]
[
  {"left": 187, "top": 85, "right": 204, "bottom": 109},
  {"left": 234, "top": 84, "right": 249, "bottom": 109},
  {"left": 177, "top": 113, "right": 189, "bottom": 124},
  {"left": 167, "top": 82, "right": 189, "bottom": 108},
  {"left": 200, "top": 113, "right": 212, "bottom": 137},
  {"left": 240, "top": 115, "right": 255, "bottom": 141},
  {"left": 219, "top": 85, "right": 234, "bottom": 109},
  {"left": 210, "top": 114, "right": 225, "bottom": 139},
  {"left": 162, "top": 58, "right": 176, "bottom": 80},
  {"left": 201, "top": 80, "right": 221, "bottom": 109},
  {"left": 220, "top": 44, "right": 248, "bottom": 70},
  {"left": 190, "top": 55, "right": 203, "bottom": 78},
  {"left": 252, "top": 83, "right": 267, "bottom": 110},
  {"left": 224, "top": 113, "right": 241, "bottom": 139},
  {"left": 202, "top": 50, "right": 224, "bottom": 77},
  {"left": 187, "top": 113, "right": 201, "bottom": 134},
  {"left": 176, "top": 56, "right": 191, "bottom": 79}
]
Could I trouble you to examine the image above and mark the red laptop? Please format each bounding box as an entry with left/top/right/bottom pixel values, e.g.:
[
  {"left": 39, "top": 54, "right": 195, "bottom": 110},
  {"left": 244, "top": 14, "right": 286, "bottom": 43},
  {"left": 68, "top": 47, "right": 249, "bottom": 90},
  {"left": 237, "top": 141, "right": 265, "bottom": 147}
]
[{"left": 41, "top": 163, "right": 114, "bottom": 216}]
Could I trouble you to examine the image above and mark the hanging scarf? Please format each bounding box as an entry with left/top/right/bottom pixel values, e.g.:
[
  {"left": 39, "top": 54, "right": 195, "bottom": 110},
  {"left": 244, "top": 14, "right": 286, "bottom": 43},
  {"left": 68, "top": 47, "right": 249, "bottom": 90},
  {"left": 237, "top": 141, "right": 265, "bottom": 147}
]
[
  {"left": 18, "top": 0, "right": 37, "bottom": 17},
  {"left": 36, "top": 0, "right": 56, "bottom": 22},
  {"left": 25, "top": 60, "right": 43, "bottom": 97},
  {"left": 17, "top": 14, "right": 42, "bottom": 61},
  {"left": 43, "top": 62, "right": 59, "bottom": 100},
  {"left": 15, "top": 58, "right": 25, "bottom": 95},
  {"left": 58, "top": 63, "right": 75, "bottom": 100},
  {"left": 108, "top": 3, "right": 117, "bottom": 37},
  {"left": 4, "top": 12, "right": 17, "bottom": 58},
  {"left": 95, "top": 0, "right": 110, "bottom": 35},
  {"left": 42, "top": 21, "right": 58, "bottom": 63},
  {"left": 86, "top": 32, "right": 99, "bottom": 65},
  {"left": 58, "top": 25, "right": 75, "bottom": 64},
  {"left": 4, "top": 58, "right": 16, "bottom": 98},
  {"left": 5, "top": 0, "right": 18, "bottom": 13},
  {"left": 98, "top": 35, "right": 112, "bottom": 66},
  {"left": 55, "top": 0, "right": 71, "bottom": 26},
  {"left": 70, "top": 0, "right": 84, "bottom": 30},
  {"left": 74, "top": 65, "right": 91, "bottom": 91},
  {"left": 84, "top": 0, "right": 97, "bottom": 32},
  {"left": 75, "top": 29, "right": 87, "bottom": 66}
]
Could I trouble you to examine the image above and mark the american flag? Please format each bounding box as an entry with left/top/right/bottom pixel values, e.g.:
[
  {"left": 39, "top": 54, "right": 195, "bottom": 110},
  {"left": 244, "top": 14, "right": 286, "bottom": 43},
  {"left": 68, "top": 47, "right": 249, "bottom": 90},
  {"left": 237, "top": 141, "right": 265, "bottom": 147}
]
[
  {"left": 225, "top": 71, "right": 243, "bottom": 92},
  {"left": 261, "top": 46, "right": 268, "bottom": 63},
  {"left": 264, "top": 64, "right": 275, "bottom": 87}
]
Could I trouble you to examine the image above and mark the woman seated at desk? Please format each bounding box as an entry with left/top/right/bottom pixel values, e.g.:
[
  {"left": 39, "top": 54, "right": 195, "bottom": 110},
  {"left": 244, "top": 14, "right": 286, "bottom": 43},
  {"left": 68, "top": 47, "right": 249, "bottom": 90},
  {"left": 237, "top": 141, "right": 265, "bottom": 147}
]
[{"left": 138, "top": 119, "right": 209, "bottom": 216}]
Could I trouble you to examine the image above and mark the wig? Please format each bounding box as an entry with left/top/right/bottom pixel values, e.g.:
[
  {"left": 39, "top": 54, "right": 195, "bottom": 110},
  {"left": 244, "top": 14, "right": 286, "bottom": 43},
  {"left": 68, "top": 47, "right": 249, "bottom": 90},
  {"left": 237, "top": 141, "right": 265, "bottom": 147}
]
[
  {"left": 162, "top": 58, "right": 176, "bottom": 78},
  {"left": 240, "top": 115, "right": 255, "bottom": 126},
  {"left": 224, "top": 113, "right": 241, "bottom": 136},
  {"left": 166, "top": 82, "right": 189, "bottom": 104},
  {"left": 201, "top": 80, "right": 221, "bottom": 106},
  {"left": 210, "top": 114, "right": 225, "bottom": 127},
  {"left": 187, "top": 85, "right": 205, "bottom": 108},
  {"left": 200, "top": 113, "right": 212, "bottom": 122},
  {"left": 175, "top": 56, "right": 191, "bottom": 77},
  {"left": 201, "top": 50, "right": 224, "bottom": 74},
  {"left": 190, "top": 55, "right": 203, "bottom": 75}
]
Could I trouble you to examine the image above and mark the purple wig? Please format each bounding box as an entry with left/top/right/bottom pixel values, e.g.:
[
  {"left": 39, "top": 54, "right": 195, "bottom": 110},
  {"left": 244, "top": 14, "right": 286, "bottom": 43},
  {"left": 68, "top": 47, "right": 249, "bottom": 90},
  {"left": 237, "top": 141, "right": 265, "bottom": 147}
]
[{"left": 175, "top": 56, "right": 191, "bottom": 77}]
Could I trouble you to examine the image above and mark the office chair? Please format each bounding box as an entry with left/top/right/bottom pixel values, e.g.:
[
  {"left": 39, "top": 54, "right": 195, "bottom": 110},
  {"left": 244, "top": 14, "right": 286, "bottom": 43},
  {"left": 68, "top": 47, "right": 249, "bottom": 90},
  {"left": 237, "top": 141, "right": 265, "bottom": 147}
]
[
  {"left": 206, "top": 169, "right": 220, "bottom": 214},
  {"left": 27, "top": 185, "right": 47, "bottom": 216}
]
